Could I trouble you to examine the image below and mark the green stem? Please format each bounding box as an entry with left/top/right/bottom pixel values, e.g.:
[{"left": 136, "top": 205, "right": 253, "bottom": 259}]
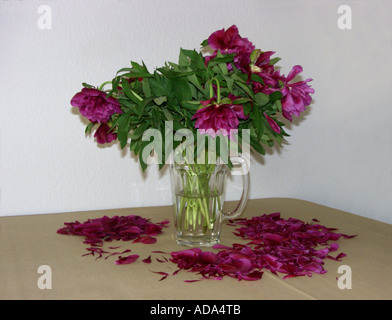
[
  {"left": 180, "top": 162, "right": 217, "bottom": 232},
  {"left": 98, "top": 81, "right": 112, "bottom": 91},
  {"left": 209, "top": 77, "right": 221, "bottom": 104}
]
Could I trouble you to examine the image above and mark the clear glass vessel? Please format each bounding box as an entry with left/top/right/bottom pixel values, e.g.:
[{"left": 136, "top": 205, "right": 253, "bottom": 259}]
[{"left": 170, "top": 155, "right": 249, "bottom": 247}]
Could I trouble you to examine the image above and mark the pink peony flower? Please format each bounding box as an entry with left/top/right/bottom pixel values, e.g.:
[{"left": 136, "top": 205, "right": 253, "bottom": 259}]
[
  {"left": 280, "top": 65, "right": 314, "bottom": 121},
  {"left": 251, "top": 51, "right": 284, "bottom": 95},
  {"left": 71, "top": 88, "right": 122, "bottom": 123},
  {"left": 192, "top": 96, "right": 247, "bottom": 139},
  {"left": 206, "top": 25, "right": 255, "bottom": 72},
  {"left": 94, "top": 123, "right": 117, "bottom": 144}
]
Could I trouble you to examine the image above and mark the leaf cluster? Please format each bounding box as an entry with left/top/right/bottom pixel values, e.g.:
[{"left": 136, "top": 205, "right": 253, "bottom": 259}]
[{"left": 83, "top": 47, "right": 289, "bottom": 170}]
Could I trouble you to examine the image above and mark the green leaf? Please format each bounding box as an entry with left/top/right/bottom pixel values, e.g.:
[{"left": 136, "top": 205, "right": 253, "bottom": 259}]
[
  {"left": 115, "top": 67, "right": 133, "bottom": 74},
  {"left": 274, "top": 100, "right": 282, "bottom": 113},
  {"left": 181, "top": 101, "right": 200, "bottom": 112},
  {"left": 187, "top": 73, "right": 205, "bottom": 93},
  {"left": 170, "top": 77, "right": 192, "bottom": 101},
  {"left": 131, "top": 61, "right": 144, "bottom": 72},
  {"left": 234, "top": 81, "right": 253, "bottom": 97},
  {"left": 231, "top": 97, "right": 250, "bottom": 105},
  {"left": 179, "top": 49, "right": 191, "bottom": 68},
  {"left": 250, "top": 134, "right": 266, "bottom": 155},
  {"left": 110, "top": 77, "right": 121, "bottom": 94},
  {"left": 150, "top": 74, "right": 174, "bottom": 98},
  {"left": 116, "top": 111, "right": 132, "bottom": 149},
  {"left": 139, "top": 141, "right": 149, "bottom": 172},
  {"left": 85, "top": 122, "right": 96, "bottom": 134},
  {"left": 152, "top": 107, "right": 160, "bottom": 128},
  {"left": 129, "top": 138, "right": 140, "bottom": 155},
  {"left": 250, "top": 49, "right": 261, "bottom": 63},
  {"left": 121, "top": 79, "right": 142, "bottom": 104},
  {"left": 136, "top": 97, "right": 153, "bottom": 119},
  {"left": 249, "top": 106, "right": 266, "bottom": 140},
  {"left": 129, "top": 122, "right": 150, "bottom": 140},
  {"left": 254, "top": 92, "right": 269, "bottom": 106},
  {"left": 82, "top": 82, "right": 94, "bottom": 88},
  {"left": 141, "top": 78, "right": 151, "bottom": 97},
  {"left": 250, "top": 73, "right": 264, "bottom": 85},
  {"left": 269, "top": 57, "right": 281, "bottom": 66},
  {"left": 153, "top": 96, "right": 167, "bottom": 106},
  {"left": 223, "top": 75, "right": 234, "bottom": 92},
  {"left": 217, "top": 62, "right": 228, "bottom": 75},
  {"left": 182, "top": 49, "right": 207, "bottom": 70},
  {"left": 269, "top": 90, "right": 283, "bottom": 103},
  {"left": 162, "top": 108, "right": 174, "bottom": 121},
  {"left": 242, "top": 102, "right": 252, "bottom": 117},
  {"left": 117, "top": 97, "right": 135, "bottom": 111},
  {"left": 200, "top": 39, "right": 209, "bottom": 47},
  {"left": 207, "top": 52, "right": 234, "bottom": 66}
]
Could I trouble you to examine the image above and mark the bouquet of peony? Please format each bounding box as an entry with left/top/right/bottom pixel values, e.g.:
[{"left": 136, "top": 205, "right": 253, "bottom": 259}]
[{"left": 71, "top": 25, "right": 314, "bottom": 171}]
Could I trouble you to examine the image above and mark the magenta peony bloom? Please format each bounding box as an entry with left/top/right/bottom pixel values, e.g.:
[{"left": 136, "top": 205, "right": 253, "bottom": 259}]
[
  {"left": 206, "top": 25, "right": 255, "bottom": 72},
  {"left": 251, "top": 51, "right": 284, "bottom": 95},
  {"left": 280, "top": 65, "right": 314, "bottom": 121},
  {"left": 192, "top": 96, "right": 247, "bottom": 139},
  {"left": 94, "top": 123, "right": 117, "bottom": 144},
  {"left": 71, "top": 88, "right": 122, "bottom": 123}
]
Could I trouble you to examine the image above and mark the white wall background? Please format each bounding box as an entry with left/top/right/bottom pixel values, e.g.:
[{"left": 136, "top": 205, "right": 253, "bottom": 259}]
[{"left": 1, "top": 0, "right": 391, "bottom": 223}]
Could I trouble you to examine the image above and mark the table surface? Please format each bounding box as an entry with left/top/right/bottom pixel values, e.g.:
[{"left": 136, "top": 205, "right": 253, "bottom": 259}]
[{"left": 1, "top": 198, "right": 391, "bottom": 300}]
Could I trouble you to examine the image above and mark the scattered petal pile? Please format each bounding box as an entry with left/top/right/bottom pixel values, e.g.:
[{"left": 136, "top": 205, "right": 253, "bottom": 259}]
[
  {"left": 57, "top": 215, "right": 169, "bottom": 264},
  {"left": 169, "top": 213, "right": 356, "bottom": 281},
  {"left": 58, "top": 212, "right": 356, "bottom": 281}
]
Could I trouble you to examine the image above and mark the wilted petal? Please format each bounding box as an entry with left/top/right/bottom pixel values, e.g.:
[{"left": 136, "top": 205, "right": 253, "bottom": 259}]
[
  {"left": 329, "top": 243, "right": 339, "bottom": 252},
  {"left": 199, "top": 251, "right": 219, "bottom": 265},
  {"left": 150, "top": 271, "right": 169, "bottom": 281},
  {"left": 264, "top": 113, "right": 281, "bottom": 134},
  {"left": 145, "top": 224, "right": 162, "bottom": 236},
  {"left": 236, "top": 271, "right": 263, "bottom": 281},
  {"left": 133, "top": 236, "right": 157, "bottom": 244},
  {"left": 121, "top": 226, "right": 143, "bottom": 235},
  {"left": 114, "top": 254, "right": 139, "bottom": 265},
  {"left": 142, "top": 255, "right": 152, "bottom": 264},
  {"left": 328, "top": 252, "right": 347, "bottom": 261}
]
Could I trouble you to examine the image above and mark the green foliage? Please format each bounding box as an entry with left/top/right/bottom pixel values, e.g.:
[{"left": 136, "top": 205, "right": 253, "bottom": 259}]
[{"left": 79, "top": 42, "right": 292, "bottom": 171}]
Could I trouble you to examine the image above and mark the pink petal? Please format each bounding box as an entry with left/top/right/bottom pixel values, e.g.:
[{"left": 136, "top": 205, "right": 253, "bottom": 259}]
[
  {"left": 285, "top": 65, "right": 303, "bottom": 83},
  {"left": 114, "top": 254, "right": 139, "bottom": 265},
  {"left": 144, "top": 224, "right": 162, "bottom": 236},
  {"left": 264, "top": 113, "right": 281, "bottom": 134},
  {"left": 150, "top": 271, "right": 169, "bottom": 281},
  {"left": 142, "top": 255, "right": 152, "bottom": 264},
  {"left": 105, "top": 249, "right": 131, "bottom": 260},
  {"left": 199, "top": 251, "right": 219, "bottom": 265},
  {"left": 132, "top": 236, "right": 157, "bottom": 244}
]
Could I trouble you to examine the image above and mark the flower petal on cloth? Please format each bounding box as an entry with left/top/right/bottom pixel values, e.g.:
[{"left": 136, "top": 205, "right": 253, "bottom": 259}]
[
  {"left": 132, "top": 236, "right": 157, "bottom": 244},
  {"left": 114, "top": 254, "right": 139, "bottom": 265},
  {"left": 168, "top": 212, "right": 356, "bottom": 282},
  {"left": 142, "top": 255, "right": 152, "bottom": 264}
]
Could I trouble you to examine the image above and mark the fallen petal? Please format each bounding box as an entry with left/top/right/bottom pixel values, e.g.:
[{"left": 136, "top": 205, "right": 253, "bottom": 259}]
[
  {"left": 114, "top": 254, "right": 139, "bottom": 265},
  {"left": 133, "top": 236, "right": 157, "bottom": 244},
  {"left": 142, "top": 255, "right": 152, "bottom": 264},
  {"left": 150, "top": 271, "right": 169, "bottom": 281}
]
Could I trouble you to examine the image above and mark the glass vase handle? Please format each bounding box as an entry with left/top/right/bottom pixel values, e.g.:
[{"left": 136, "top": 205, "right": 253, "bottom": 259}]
[{"left": 222, "top": 155, "right": 250, "bottom": 220}]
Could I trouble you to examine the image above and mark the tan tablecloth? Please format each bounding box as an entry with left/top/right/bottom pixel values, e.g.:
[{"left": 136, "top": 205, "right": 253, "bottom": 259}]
[{"left": 1, "top": 198, "right": 391, "bottom": 300}]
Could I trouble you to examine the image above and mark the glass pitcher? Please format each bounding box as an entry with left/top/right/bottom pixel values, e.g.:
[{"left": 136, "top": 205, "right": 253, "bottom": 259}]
[{"left": 170, "top": 154, "right": 249, "bottom": 247}]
